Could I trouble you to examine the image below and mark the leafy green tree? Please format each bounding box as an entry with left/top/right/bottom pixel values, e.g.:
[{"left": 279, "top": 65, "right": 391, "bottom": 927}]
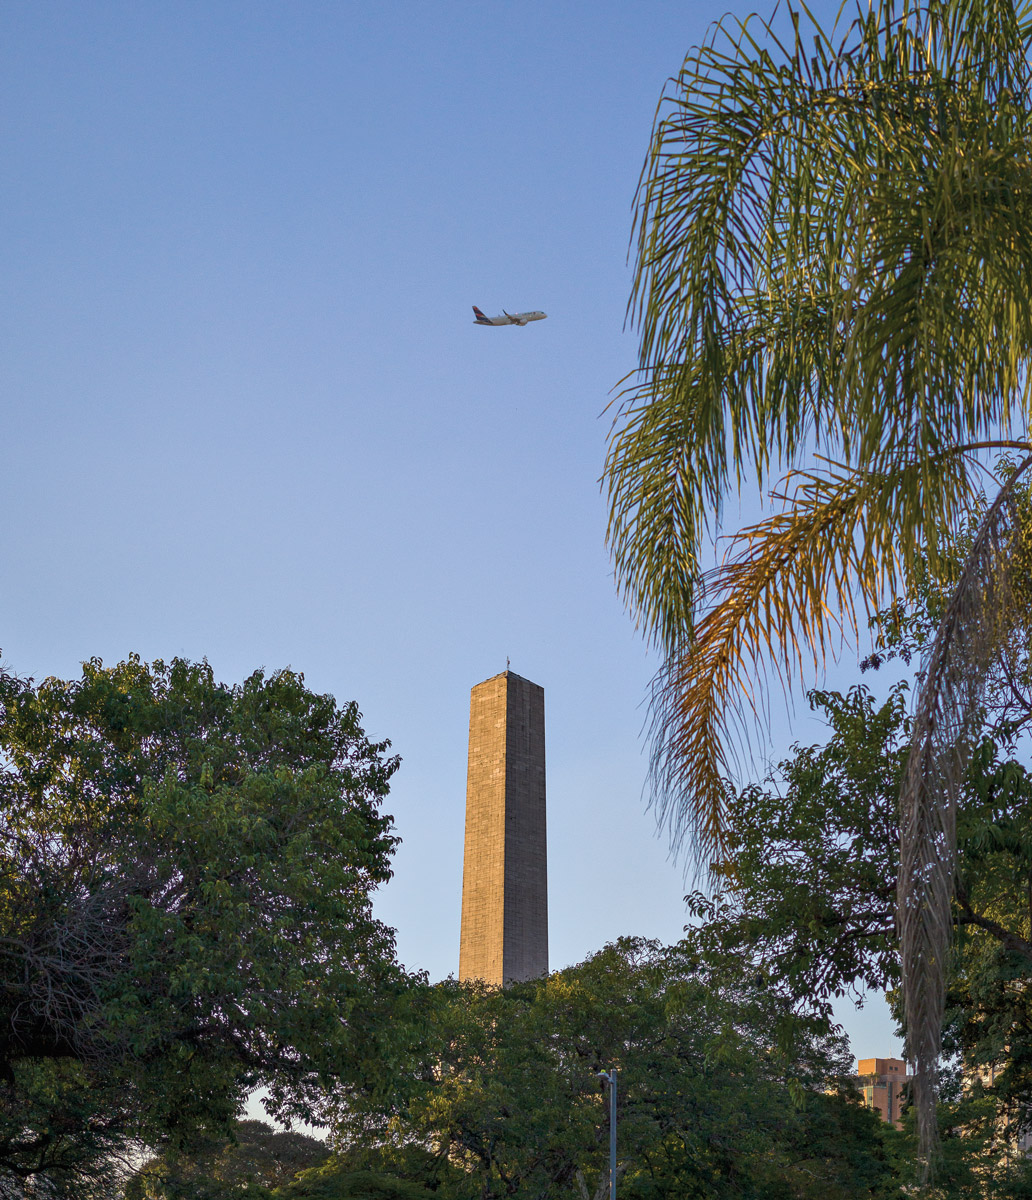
[
  {"left": 277, "top": 1163, "right": 434, "bottom": 1200},
  {"left": 0, "top": 1059, "right": 134, "bottom": 1198},
  {"left": 126, "top": 1119, "right": 331, "bottom": 1200},
  {"left": 684, "top": 683, "right": 1032, "bottom": 1193},
  {"left": 684, "top": 685, "right": 907, "bottom": 1020},
  {"left": 0, "top": 656, "right": 404, "bottom": 1196},
  {"left": 327, "top": 939, "right": 901, "bottom": 1200},
  {"left": 605, "top": 0, "right": 1032, "bottom": 1148}
]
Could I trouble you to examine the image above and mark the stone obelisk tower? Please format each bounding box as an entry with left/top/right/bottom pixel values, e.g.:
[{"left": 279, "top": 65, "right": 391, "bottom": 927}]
[{"left": 459, "top": 670, "right": 548, "bottom": 985}]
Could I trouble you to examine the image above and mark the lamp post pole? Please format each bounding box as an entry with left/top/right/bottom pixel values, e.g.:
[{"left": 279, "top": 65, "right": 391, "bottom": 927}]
[{"left": 598, "top": 1069, "right": 617, "bottom": 1200}]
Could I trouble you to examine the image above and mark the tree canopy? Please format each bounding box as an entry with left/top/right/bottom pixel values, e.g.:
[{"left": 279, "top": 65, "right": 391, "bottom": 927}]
[
  {"left": 325, "top": 938, "right": 900, "bottom": 1200},
  {"left": 685, "top": 682, "right": 1032, "bottom": 1194},
  {"left": 126, "top": 1119, "right": 331, "bottom": 1200},
  {"left": 0, "top": 656, "right": 405, "bottom": 1196}
]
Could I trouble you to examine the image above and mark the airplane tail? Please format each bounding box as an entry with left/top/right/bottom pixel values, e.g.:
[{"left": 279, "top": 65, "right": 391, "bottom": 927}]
[{"left": 472, "top": 305, "right": 489, "bottom": 323}]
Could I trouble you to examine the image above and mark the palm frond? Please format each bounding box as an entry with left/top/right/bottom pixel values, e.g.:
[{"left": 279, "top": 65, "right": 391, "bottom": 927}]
[
  {"left": 649, "top": 451, "right": 979, "bottom": 871},
  {"left": 613, "top": 0, "right": 1032, "bottom": 653}
]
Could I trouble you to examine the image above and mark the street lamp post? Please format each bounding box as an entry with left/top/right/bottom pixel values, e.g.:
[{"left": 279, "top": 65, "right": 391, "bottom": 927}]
[{"left": 598, "top": 1069, "right": 617, "bottom": 1200}]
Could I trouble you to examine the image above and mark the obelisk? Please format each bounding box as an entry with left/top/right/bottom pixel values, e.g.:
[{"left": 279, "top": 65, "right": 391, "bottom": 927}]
[{"left": 459, "top": 670, "right": 548, "bottom": 984}]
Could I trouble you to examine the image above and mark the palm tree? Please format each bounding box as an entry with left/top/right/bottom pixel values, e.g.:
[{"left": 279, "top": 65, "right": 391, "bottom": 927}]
[{"left": 606, "top": 0, "right": 1032, "bottom": 1167}]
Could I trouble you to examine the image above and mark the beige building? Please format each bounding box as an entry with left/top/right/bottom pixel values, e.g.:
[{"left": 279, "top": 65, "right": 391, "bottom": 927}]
[
  {"left": 857, "top": 1057, "right": 909, "bottom": 1128},
  {"left": 966, "top": 1061, "right": 1032, "bottom": 1155},
  {"left": 459, "top": 670, "right": 548, "bottom": 985}
]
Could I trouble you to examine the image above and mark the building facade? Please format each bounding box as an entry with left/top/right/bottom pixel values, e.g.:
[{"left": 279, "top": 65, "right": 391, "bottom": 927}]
[{"left": 857, "top": 1057, "right": 909, "bottom": 1128}]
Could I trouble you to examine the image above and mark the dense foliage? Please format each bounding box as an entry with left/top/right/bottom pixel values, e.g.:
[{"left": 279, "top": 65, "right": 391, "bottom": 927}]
[
  {"left": 126, "top": 1120, "right": 331, "bottom": 1200},
  {"left": 324, "top": 938, "right": 901, "bottom": 1200},
  {"left": 684, "top": 683, "right": 1032, "bottom": 1193},
  {"left": 0, "top": 656, "right": 404, "bottom": 1195}
]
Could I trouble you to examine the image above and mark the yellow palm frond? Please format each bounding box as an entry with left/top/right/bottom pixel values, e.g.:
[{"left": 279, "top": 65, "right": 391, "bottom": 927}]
[{"left": 649, "top": 453, "right": 977, "bottom": 867}]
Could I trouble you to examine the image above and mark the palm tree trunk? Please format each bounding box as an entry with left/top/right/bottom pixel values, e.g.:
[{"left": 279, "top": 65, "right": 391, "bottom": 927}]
[{"left": 900, "top": 451, "right": 1032, "bottom": 1172}]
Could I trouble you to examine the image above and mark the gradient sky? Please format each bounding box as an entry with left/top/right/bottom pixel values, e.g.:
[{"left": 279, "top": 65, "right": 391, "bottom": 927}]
[{"left": 0, "top": 0, "right": 900, "bottom": 1058}]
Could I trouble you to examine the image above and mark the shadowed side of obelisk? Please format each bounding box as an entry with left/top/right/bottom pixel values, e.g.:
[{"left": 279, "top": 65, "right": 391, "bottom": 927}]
[
  {"left": 459, "top": 671, "right": 548, "bottom": 985},
  {"left": 502, "top": 675, "right": 547, "bottom": 981}
]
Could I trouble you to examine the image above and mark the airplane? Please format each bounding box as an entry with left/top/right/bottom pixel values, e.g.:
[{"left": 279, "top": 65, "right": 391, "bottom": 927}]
[{"left": 472, "top": 305, "right": 547, "bottom": 327}]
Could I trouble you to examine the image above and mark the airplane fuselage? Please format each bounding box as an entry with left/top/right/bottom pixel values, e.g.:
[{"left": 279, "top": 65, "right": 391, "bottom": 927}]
[{"left": 472, "top": 306, "right": 547, "bottom": 327}]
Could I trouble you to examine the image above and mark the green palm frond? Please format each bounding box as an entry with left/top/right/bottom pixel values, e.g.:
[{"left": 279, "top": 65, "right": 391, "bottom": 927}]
[{"left": 614, "top": 19, "right": 1032, "bottom": 638}]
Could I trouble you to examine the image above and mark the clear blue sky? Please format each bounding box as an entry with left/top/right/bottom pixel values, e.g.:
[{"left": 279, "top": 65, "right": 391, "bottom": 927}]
[{"left": 0, "top": 0, "right": 899, "bottom": 1059}]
